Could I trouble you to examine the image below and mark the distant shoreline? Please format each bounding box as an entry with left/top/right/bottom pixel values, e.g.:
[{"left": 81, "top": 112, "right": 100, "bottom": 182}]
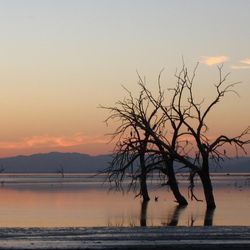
[{"left": 0, "top": 152, "right": 249, "bottom": 173}]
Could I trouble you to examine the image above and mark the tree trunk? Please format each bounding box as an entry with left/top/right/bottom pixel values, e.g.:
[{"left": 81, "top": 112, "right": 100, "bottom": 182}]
[
  {"left": 167, "top": 164, "right": 188, "bottom": 206},
  {"left": 162, "top": 158, "right": 188, "bottom": 206},
  {"left": 198, "top": 169, "right": 216, "bottom": 209},
  {"left": 139, "top": 151, "right": 150, "bottom": 201},
  {"left": 140, "top": 172, "right": 150, "bottom": 201},
  {"left": 140, "top": 200, "right": 148, "bottom": 226},
  {"left": 204, "top": 208, "right": 215, "bottom": 226},
  {"left": 153, "top": 140, "right": 187, "bottom": 206},
  {"left": 168, "top": 205, "right": 186, "bottom": 226}
]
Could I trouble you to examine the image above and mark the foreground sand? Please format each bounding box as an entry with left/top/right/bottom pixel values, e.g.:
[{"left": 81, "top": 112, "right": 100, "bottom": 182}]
[{"left": 0, "top": 226, "right": 250, "bottom": 249}]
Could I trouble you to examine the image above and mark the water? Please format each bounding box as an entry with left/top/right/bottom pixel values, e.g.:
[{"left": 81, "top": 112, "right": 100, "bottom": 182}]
[{"left": 0, "top": 173, "right": 249, "bottom": 227}]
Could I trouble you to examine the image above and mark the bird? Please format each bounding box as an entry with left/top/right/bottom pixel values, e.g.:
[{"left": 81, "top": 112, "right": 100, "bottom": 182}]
[{"left": 154, "top": 196, "right": 159, "bottom": 202}]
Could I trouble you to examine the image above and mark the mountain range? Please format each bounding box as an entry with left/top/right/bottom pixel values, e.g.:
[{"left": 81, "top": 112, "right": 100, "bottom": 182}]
[
  {"left": 0, "top": 152, "right": 111, "bottom": 173},
  {"left": 0, "top": 152, "right": 249, "bottom": 173}
]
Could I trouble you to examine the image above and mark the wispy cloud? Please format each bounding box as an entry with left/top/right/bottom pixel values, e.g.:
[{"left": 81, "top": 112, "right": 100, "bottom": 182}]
[
  {"left": 200, "top": 56, "right": 229, "bottom": 66},
  {"left": 0, "top": 133, "right": 107, "bottom": 150},
  {"left": 240, "top": 58, "right": 250, "bottom": 65},
  {"left": 231, "top": 58, "right": 250, "bottom": 69},
  {"left": 231, "top": 65, "right": 250, "bottom": 69}
]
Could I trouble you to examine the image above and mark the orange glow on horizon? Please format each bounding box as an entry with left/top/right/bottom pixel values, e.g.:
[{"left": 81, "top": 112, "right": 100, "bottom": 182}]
[
  {"left": 0, "top": 132, "right": 248, "bottom": 159},
  {"left": 0, "top": 133, "right": 114, "bottom": 158}
]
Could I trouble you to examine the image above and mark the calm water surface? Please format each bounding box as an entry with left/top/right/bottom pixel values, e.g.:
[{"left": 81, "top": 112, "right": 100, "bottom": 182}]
[{"left": 0, "top": 173, "right": 249, "bottom": 227}]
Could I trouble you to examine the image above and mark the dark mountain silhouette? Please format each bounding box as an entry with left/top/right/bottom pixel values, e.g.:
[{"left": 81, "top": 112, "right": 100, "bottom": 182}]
[
  {"left": 0, "top": 152, "right": 111, "bottom": 173},
  {"left": 0, "top": 152, "right": 249, "bottom": 173},
  {"left": 210, "top": 157, "right": 250, "bottom": 173}
]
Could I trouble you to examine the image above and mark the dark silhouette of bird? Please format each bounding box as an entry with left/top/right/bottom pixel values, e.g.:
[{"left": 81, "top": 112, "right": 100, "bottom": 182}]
[{"left": 154, "top": 196, "right": 159, "bottom": 202}]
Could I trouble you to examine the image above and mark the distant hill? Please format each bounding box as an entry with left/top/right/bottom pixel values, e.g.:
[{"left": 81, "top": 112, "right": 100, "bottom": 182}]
[
  {"left": 0, "top": 152, "right": 111, "bottom": 173},
  {"left": 210, "top": 157, "right": 250, "bottom": 173},
  {"left": 0, "top": 152, "right": 249, "bottom": 173}
]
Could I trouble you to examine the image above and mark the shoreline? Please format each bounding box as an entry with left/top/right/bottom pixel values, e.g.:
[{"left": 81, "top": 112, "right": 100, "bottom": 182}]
[{"left": 0, "top": 226, "right": 249, "bottom": 249}]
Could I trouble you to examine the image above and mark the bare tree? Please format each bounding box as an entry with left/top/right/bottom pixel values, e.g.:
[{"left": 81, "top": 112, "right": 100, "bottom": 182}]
[
  {"left": 105, "top": 126, "right": 152, "bottom": 201},
  {"left": 102, "top": 63, "right": 249, "bottom": 209},
  {"left": 102, "top": 84, "right": 188, "bottom": 205},
  {"left": 102, "top": 87, "right": 162, "bottom": 201},
  {"left": 167, "top": 64, "right": 250, "bottom": 208}
]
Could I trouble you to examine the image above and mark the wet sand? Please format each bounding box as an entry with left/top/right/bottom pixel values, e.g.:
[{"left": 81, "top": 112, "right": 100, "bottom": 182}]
[{"left": 0, "top": 226, "right": 250, "bottom": 249}]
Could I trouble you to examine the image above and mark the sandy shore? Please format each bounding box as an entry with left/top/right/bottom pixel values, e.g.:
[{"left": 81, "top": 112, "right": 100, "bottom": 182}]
[{"left": 0, "top": 226, "right": 250, "bottom": 249}]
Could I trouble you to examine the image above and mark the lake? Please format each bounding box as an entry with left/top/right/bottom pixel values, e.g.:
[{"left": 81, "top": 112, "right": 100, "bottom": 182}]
[{"left": 0, "top": 173, "right": 249, "bottom": 227}]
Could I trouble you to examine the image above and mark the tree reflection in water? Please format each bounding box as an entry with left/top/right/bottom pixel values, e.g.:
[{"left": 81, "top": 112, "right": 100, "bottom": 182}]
[
  {"left": 166, "top": 205, "right": 187, "bottom": 226},
  {"left": 106, "top": 201, "right": 215, "bottom": 227}
]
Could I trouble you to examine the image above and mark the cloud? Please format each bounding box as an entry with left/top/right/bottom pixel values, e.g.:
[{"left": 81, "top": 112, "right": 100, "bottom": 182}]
[
  {"left": 240, "top": 58, "right": 250, "bottom": 65},
  {"left": 231, "top": 65, "right": 250, "bottom": 69},
  {"left": 200, "top": 56, "right": 229, "bottom": 66},
  {"left": 231, "top": 58, "right": 250, "bottom": 69},
  {"left": 0, "top": 133, "right": 107, "bottom": 150}
]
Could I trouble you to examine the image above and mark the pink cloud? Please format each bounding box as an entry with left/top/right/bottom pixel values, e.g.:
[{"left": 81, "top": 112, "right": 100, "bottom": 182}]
[{"left": 0, "top": 133, "right": 108, "bottom": 150}]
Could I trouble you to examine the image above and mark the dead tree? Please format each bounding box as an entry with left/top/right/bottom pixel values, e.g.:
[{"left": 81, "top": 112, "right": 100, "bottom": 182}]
[
  {"left": 168, "top": 64, "right": 250, "bottom": 208},
  {"left": 140, "top": 64, "right": 249, "bottom": 208},
  {"left": 102, "top": 86, "right": 163, "bottom": 201},
  {"left": 106, "top": 125, "right": 151, "bottom": 201},
  {"left": 102, "top": 64, "right": 249, "bottom": 209},
  {"left": 102, "top": 84, "right": 188, "bottom": 206},
  {"left": 135, "top": 72, "right": 196, "bottom": 206}
]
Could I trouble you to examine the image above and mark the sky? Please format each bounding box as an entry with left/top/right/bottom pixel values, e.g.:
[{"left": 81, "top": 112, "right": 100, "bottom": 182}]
[{"left": 0, "top": 0, "right": 249, "bottom": 157}]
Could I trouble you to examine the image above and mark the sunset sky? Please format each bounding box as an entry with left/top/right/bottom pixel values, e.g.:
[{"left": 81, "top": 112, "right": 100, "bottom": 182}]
[{"left": 0, "top": 0, "right": 249, "bottom": 157}]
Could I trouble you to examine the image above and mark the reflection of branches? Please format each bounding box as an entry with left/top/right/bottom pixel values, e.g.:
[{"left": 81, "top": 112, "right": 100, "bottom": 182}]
[
  {"left": 188, "top": 214, "right": 196, "bottom": 227},
  {"left": 162, "top": 205, "right": 187, "bottom": 226}
]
